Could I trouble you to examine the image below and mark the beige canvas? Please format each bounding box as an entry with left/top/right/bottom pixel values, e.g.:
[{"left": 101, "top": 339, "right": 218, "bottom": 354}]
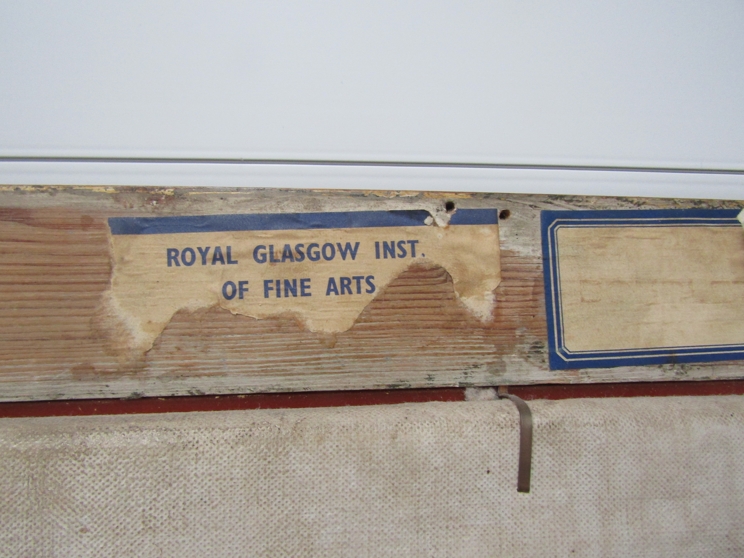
[{"left": 2, "top": 396, "right": 743, "bottom": 556}]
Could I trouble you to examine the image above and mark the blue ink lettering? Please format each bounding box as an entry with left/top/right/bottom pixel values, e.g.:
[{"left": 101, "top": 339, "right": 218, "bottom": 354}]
[
  {"left": 269, "top": 246, "right": 281, "bottom": 264},
  {"left": 321, "top": 243, "right": 335, "bottom": 261},
  {"left": 281, "top": 244, "right": 295, "bottom": 263},
  {"left": 326, "top": 277, "right": 339, "bottom": 296},
  {"left": 253, "top": 245, "right": 267, "bottom": 264},
  {"left": 352, "top": 276, "right": 364, "bottom": 294},
  {"left": 222, "top": 281, "right": 237, "bottom": 300},
  {"left": 365, "top": 276, "right": 376, "bottom": 293},
  {"left": 263, "top": 279, "right": 274, "bottom": 298},
  {"left": 238, "top": 281, "right": 249, "bottom": 299},
  {"left": 227, "top": 246, "right": 238, "bottom": 265},
  {"left": 181, "top": 247, "right": 196, "bottom": 266},
  {"left": 307, "top": 243, "right": 321, "bottom": 262},
  {"left": 167, "top": 248, "right": 180, "bottom": 267},
  {"left": 284, "top": 278, "right": 297, "bottom": 297},
  {"left": 212, "top": 246, "right": 226, "bottom": 265},
  {"left": 340, "top": 277, "right": 352, "bottom": 294},
  {"left": 337, "top": 242, "right": 360, "bottom": 260},
  {"left": 382, "top": 241, "right": 395, "bottom": 259},
  {"left": 197, "top": 246, "right": 211, "bottom": 265}
]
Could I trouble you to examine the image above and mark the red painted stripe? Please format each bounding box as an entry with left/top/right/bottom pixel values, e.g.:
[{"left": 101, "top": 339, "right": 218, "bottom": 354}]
[
  {"left": 0, "top": 381, "right": 742, "bottom": 419},
  {"left": 0, "top": 388, "right": 464, "bottom": 418},
  {"left": 509, "top": 380, "right": 744, "bottom": 400}
]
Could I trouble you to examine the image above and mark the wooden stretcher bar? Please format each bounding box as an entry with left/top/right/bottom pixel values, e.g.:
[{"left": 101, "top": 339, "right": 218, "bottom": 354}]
[{"left": 0, "top": 185, "right": 742, "bottom": 402}]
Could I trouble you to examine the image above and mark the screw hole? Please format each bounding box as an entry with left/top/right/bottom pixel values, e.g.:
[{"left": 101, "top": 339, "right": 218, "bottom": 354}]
[
  {"left": 499, "top": 209, "right": 511, "bottom": 220},
  {"left": 445, "top": 201, "right": 456, "bottom": 213}
]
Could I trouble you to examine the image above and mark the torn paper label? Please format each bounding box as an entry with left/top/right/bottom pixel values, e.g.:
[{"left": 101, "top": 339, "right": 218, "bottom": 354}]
[{"left": 103, "top": 209, "right": 501, "bottom": 353}]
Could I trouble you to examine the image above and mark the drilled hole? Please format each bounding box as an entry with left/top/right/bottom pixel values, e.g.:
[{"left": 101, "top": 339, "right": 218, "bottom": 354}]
[
  {"left": 499, "top": 209, "right": 511, "bottom": 220},
  {"left": 445, "top": 201, "right": 456, "bottom": 213}
]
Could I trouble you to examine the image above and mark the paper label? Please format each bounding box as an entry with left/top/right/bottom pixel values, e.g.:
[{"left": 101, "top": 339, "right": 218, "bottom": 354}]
[
  {"left": 542, "top": 209, "right": 744, "bottom": 369},
  {"left": 103, "top": 209, "right": 501, "bottom": 353}
]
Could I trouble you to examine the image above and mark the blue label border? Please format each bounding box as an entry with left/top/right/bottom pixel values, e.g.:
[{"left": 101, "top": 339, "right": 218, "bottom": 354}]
[
  {"left": 541, "top": 208, "right": 744, "bottom": 370},
  {"left": 109, "top": 208, "right": 498, "bottom": 235}
]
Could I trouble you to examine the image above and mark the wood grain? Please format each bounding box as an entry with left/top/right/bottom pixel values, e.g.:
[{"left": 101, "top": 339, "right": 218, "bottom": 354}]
[{"left": 0, "top": 186, "right": 742, "bottom": 401}]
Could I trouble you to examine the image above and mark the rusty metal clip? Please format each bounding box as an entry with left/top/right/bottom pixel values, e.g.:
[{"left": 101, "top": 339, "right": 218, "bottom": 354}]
[{"left": 498, "top": 387, "right": 533, "bottom": 493}]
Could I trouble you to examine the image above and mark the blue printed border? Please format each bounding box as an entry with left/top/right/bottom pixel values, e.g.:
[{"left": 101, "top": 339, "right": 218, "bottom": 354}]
[
  {"left": 109, "top": 208, "right": 497, "bottom": 235},
  {"left": 541, "top": 208, "right": 744, "bottom": 370}
]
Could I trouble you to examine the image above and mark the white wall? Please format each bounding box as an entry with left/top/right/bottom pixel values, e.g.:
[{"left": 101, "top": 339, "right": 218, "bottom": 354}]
[{"left": 1, "top": 2, "right": 743, "bottom": 198}]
